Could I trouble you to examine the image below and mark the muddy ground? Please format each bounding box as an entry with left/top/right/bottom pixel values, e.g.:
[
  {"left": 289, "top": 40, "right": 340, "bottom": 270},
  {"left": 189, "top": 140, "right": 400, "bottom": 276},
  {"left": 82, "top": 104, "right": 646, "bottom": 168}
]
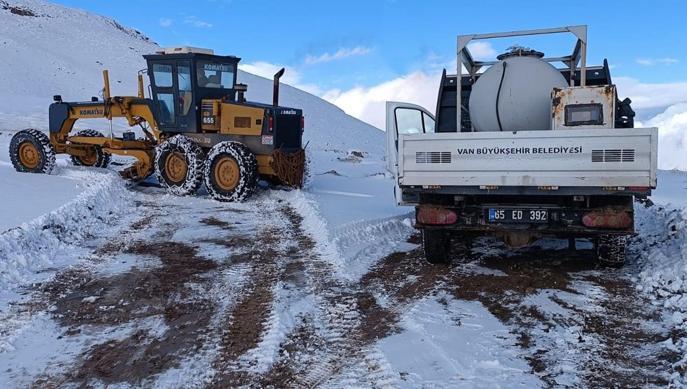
[{"left": 1, "top": 193, "right": 680, "bottom": 387}]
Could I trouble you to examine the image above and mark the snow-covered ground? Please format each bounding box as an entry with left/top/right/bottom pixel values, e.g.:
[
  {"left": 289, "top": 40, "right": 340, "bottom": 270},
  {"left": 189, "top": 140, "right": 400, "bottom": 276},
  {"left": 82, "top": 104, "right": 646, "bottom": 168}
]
[{"left": 1, "top": 0, "right": 687, "bottom": 387}]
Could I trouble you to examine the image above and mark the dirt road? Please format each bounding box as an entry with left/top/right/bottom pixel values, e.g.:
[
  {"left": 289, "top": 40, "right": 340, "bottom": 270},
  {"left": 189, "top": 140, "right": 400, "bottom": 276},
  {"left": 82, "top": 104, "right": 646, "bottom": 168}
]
[{"left": 0, "top": 187, "right": 680, "bottom": 387}]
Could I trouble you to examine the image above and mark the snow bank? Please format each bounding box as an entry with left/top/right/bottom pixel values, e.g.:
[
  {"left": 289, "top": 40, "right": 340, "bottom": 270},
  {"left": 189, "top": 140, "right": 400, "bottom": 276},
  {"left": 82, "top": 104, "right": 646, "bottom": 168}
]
[
  {"left": 631, "top": 170, "right": 687, "bottom": 382},
  {"left": 0, "top": 167, "right": 130, "bottom": 294},
  {"left": 0, "top": 165, "right": 86, "bottom": 232},
  {"left": 633, "top": 203, "right": 687, "bottom": 382}
]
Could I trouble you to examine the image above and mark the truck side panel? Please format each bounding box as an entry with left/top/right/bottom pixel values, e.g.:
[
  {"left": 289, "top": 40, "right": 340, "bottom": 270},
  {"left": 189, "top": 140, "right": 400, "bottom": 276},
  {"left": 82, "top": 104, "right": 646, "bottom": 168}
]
[{"left": 398, "top": 128, "right": 658, "bottom": 188}]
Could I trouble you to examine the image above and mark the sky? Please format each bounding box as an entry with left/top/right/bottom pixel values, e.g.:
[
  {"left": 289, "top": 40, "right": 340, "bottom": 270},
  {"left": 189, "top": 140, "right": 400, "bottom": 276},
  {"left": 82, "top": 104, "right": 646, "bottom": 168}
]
[{"left": 53, "top": 0, "right": 687, "bottom": 129}]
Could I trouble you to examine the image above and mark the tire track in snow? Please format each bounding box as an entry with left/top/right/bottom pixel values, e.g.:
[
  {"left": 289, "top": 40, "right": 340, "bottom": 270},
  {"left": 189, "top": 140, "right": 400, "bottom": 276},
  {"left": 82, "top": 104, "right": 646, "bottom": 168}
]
[
  {"left": 256, "top": 206, "right": 399, "bottom": 387},
  {"left": 208, "top": 223, "right": 284, "bottom": 386},
  {"left": 11, "top": 193, "right": 262, "bottom": 387}
]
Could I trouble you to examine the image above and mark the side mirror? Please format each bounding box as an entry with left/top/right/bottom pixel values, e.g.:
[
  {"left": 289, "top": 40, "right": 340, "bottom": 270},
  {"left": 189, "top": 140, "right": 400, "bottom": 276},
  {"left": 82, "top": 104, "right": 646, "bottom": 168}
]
[{"left": 53, "top": 95, "right": 62, "bottom": 102}]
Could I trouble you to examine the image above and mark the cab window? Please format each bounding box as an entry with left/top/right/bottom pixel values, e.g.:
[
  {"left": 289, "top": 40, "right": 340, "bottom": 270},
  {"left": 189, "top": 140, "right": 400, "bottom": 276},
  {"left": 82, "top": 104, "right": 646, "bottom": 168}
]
[
  {"left": 157, "top": 93, "right": 175, "bottom": 124},
  {"left": 395, "top": 108, "right": 423, "bottom": 135},
  {"left": 423, "top": 113, "right": 436, "bottom": 133},
  {"left": 196, "top": 61, "right": 235, "bottom": 89},
  {"left": 178, "top": 63, "right": 193, "bottom": 115},
  {"left": 152, "top": 63, "right": 173, "bottom": 88},
  {"left": 395, "top": 108, "right": 435, "bottom": 135}
]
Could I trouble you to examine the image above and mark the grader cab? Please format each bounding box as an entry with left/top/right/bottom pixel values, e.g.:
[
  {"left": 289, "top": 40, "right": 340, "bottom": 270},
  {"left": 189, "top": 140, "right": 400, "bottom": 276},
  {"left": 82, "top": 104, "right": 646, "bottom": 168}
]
[{"left": 9, "top": 47, "right": 306, "bottom": 202}]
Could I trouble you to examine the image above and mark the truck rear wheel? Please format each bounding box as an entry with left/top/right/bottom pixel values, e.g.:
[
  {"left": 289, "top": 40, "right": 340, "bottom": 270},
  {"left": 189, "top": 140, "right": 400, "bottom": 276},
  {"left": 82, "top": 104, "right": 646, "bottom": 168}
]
[
  {"left": 422, "top": 229, "right": 451, "bottom": 264},
  {"left": 204, "top": 141, "right": 258, "bottom": 202},
  {"left": 595, "top": 235, "right": 628, "bottom": 267},
  {"left": 69, "top": 130, "right": 111, "bottom": 168},
  {"left": 9, "top": 129, "right": 56, "bottom": 174},
  {"left": 155, "top": 135, "right": 204, "bottom": 196}
]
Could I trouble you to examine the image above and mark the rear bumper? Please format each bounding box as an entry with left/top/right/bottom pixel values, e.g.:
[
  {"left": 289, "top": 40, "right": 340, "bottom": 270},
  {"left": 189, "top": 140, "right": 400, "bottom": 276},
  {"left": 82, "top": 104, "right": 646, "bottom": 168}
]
[
  {"left": 401, "top": 185, "right": 652, "bottom": 200},
  {"left": 415, "top": 204, "right": 634, "bottom": 237}
]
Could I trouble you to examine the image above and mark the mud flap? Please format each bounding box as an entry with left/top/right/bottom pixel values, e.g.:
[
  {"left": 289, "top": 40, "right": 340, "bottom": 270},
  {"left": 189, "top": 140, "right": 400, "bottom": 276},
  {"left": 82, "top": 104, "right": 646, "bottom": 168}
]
[{"left": 271, "top": 148, "right": 306, "bottom": 188}]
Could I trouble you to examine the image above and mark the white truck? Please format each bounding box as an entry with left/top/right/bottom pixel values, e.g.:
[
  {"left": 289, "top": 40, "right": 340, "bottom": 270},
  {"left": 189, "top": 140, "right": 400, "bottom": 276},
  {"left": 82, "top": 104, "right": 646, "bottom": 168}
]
[{"left": 386, "top": 26, "right": 658, "bottom": 266}]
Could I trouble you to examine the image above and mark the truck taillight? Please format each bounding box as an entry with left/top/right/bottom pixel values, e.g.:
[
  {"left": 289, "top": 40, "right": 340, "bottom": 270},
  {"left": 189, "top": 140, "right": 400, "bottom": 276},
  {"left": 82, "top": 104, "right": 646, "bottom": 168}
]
[
  {"left": 582, "top": 210, "right": 632, "bottom": 229},
  {"left": 268, "top": 116, "right": 274, "bottom": 132},
  {"left": 300, "top": 116, "right": 305, "bottom": 132},
  {"left": 417, "top": 206, "right": 457, "bottom": 225},
  {"left": 628, "top": 186, "right": 650, "bottom": 193}
]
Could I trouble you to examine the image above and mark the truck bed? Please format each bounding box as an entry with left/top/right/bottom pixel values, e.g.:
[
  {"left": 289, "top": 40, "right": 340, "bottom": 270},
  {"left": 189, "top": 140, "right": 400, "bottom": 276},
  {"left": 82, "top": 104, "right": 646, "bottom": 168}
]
[{"left": 398, "top": 128, "right": 658, "bottom": 188}]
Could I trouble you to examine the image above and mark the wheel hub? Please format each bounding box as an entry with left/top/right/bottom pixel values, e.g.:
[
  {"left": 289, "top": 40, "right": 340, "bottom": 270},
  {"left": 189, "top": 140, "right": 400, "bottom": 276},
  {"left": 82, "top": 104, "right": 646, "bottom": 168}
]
[
  {"left": 165, "top": 151, "right": 188, "bottom": 183},
  {"left": 18, "top": 142, "right": 40, "bottom": 169},
  {"left": 214, "top": 156, "right": 240, "bottom": 191},
  {"left": 79, "top": 148, "right": 98, "bottom": 166}
]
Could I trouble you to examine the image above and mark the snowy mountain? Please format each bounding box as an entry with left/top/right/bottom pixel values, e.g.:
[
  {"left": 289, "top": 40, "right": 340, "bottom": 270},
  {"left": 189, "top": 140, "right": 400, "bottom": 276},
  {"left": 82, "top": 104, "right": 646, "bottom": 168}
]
[{"left": 0, "top": 0, "right": 154, "bottom": 117}]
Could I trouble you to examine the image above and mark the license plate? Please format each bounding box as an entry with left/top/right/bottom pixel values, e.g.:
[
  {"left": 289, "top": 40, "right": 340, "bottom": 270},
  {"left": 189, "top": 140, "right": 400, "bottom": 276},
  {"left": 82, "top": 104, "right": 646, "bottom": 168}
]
[{"left": 488, "top": 208, "right": 549, "bottom": 223}]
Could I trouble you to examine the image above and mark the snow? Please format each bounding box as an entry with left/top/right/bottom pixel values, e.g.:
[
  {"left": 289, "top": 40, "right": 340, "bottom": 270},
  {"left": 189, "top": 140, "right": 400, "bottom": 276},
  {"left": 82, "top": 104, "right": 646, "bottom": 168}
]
[
  {"left": 377, "top": 296, "right": 539, "bottom": 388},
  {"left": 1, "top": 0, "right": 687, "bottom": 386},
  {"left": 0, "top": 161, "right": 131, "bottom": 303},
  {"left": 0, "top": 164, "right": 84, "bottom": 232}
]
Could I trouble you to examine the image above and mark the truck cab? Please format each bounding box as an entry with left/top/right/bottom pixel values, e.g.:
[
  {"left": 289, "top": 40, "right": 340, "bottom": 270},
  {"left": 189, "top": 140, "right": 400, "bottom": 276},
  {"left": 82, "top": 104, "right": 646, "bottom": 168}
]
[{"left": 386, "top": 26, "right": 658, "bottom": 266}]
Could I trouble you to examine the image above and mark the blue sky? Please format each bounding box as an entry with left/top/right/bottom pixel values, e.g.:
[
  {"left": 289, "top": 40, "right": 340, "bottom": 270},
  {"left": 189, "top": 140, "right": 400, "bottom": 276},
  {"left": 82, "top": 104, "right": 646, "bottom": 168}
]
[
  {"left": 53, "top": 0, "right": 684, "bottom": 85},
  {"left": 52, "top": 0, "right": 686, "bottom": 127}
]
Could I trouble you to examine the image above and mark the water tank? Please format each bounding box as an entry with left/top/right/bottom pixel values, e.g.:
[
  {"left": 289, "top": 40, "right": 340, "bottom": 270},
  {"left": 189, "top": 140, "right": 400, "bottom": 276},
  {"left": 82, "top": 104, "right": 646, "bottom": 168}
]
[{"left": 469, "top": 48, "right": 567, "bottom": 132}]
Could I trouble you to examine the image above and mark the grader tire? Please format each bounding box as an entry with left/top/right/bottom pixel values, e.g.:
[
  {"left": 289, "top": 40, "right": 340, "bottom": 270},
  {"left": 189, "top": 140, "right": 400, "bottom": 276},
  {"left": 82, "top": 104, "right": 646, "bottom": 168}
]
[
  {"left": 155, "top": 135, "right": 204, "bottom": 196},
  {"left": 9, "top": 129, "right": 56, "bottom": 174},
  {"left": 69, "top": 130, "right": 111, "bottom": 168},
  {"left": 204, "top": 141, "right": 258, "bottom": 202}
]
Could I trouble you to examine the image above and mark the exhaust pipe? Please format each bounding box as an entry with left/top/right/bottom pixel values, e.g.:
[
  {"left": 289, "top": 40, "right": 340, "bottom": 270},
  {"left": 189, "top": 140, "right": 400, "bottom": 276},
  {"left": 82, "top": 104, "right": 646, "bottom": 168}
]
[{"left": 273, "top": 67, "right": 285, "bottom": 106}]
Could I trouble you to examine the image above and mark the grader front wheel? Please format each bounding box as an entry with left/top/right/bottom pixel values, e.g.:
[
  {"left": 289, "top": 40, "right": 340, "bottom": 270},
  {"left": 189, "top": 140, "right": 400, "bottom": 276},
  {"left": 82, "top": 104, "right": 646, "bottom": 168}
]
[
  {"left": 154, "top": 135, "right": 204, "bottom": 196},
  {"left": 9, "top": 129, "right": 56, "bottom": 174}
]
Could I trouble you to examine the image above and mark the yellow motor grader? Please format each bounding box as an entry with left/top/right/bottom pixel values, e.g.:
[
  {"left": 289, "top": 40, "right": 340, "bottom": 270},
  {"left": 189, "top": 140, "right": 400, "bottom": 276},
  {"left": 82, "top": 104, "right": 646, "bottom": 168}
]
[{"left": 9, "top": 47, "right": 305, "bottom": 202}]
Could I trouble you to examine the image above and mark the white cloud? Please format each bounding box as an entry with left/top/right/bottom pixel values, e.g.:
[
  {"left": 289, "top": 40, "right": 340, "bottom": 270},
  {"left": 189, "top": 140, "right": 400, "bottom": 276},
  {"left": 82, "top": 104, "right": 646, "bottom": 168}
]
[
  {"left": 615, "top": 76, "right": 687, "bottom": 109},
  {"left": 183, "top": 16, "right": 212, "bottom": 28},
  {"left": 467, "top": 41, "right": 497, "bottom": 61},
  {"left": 305, "top": 46, "right": 372, "bottom": 65},
  {"left": 238, "top": 61, "right": 320, "bottom": 95},
  {"left": 637, "top": 103, "right": 687, "bottom": 169},
  {"left": 158, "top": 18, "right": 172, "bottom": 28},
  {"left": 635, "top": 57, "right": 679, "bottom": 66},
  {"left": 322, "top": 71, "right": 440, "bottom": 130}
]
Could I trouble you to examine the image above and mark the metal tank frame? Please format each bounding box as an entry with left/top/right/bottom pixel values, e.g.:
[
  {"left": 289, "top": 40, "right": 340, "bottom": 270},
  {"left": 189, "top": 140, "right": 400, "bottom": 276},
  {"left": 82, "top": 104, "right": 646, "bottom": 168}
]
[{"left": 456, "top": 25, "right": 588, "bottom": 132}]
